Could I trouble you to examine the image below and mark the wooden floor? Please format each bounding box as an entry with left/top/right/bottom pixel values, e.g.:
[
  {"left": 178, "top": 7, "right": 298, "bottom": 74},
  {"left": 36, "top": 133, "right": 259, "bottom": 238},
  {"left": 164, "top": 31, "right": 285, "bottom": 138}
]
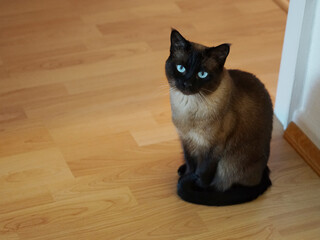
[{"left": 0, "top": 0, "right": 319, "bottom": 239}]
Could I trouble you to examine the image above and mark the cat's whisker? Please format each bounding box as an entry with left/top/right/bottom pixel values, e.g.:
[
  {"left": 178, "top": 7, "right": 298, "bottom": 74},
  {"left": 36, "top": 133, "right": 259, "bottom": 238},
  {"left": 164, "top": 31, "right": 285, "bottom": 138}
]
[
  {"left": 199, "top": 92, "right": 210, "bottom": 106},
  {"left": 156, "top": 84, "right": 170, "bottom": 91},
  {"left": 158, "top": 85, "right": 169, "bottom": 90},
  {"left": 154, "top": 91, "right": 170, "bottom": 97},
  {"left": 169, "top": 86, "right": 179, "bottom": 93},
  {"left": 201, "top": 88, "right": 214, "bottom": 94},
  {"left": 159, "top": 88, "right": 170, "bottom": 94},
  {"left": 200, "top": 94, "right": 207, "bottom": 106},
  {"left": 154, "top": 85, "right": 172, "bottom": 97},
  {"left": 197, "top": 93, "right": 205, "bottom": 105}
]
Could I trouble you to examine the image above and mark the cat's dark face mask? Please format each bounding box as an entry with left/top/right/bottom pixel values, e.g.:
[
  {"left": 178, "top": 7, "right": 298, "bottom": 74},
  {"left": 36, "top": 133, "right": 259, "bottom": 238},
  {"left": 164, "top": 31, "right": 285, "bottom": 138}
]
[{"left": 165, "top": 29, "right": 230, "bottom": 95}]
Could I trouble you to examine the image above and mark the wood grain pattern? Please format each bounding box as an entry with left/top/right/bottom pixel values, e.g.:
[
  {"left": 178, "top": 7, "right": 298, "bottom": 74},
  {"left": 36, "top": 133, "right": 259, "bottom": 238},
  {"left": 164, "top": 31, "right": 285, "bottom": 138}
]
[
  {"left": 0, "top": 0, "right": 319, "bottom": 239},
  {"left": 284, "top": 122, "right": 320, "bottom": 176}
]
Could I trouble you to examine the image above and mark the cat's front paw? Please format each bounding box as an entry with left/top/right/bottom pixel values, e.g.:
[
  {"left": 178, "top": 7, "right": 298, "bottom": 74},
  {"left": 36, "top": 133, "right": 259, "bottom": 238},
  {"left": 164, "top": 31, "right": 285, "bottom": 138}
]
[
  {"left": 195, "top": 176, "right": 211, "bottom": 189},
  {"left": 178, "top": 164, "right": 187, "bottom": 176}
]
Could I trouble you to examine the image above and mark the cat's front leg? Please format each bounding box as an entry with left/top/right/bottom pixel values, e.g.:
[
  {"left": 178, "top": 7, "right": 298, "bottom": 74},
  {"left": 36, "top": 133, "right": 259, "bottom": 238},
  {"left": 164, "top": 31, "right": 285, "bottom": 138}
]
[
  {"left": 195, "top": 150, "right": 219, "bottom": 188},
  {"left": 178, "top": 145, "right": 197, "bottom": 176}
]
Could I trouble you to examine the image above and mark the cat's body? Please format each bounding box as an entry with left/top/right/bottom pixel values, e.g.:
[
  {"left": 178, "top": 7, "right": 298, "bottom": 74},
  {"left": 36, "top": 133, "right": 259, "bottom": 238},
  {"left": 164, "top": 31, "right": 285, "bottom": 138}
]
[{"left": 165, "top": 30, "right": 273, "bottom": 206}]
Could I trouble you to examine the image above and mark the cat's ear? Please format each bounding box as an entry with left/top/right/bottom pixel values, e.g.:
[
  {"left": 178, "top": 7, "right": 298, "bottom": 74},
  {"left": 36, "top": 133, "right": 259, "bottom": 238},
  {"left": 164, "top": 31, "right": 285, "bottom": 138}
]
[
  {"left": 170, "top": 29, "right": 189, "bottom": 52},
  {"left": 208, "top": 43, "right": 231, "bottom": 66}
]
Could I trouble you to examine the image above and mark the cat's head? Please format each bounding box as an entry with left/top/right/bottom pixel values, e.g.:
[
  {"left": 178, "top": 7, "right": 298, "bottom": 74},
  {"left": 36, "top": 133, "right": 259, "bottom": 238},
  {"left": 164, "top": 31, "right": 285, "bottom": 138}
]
[{"left": 165, "top": 29, "right": 230, "bottom": 95}]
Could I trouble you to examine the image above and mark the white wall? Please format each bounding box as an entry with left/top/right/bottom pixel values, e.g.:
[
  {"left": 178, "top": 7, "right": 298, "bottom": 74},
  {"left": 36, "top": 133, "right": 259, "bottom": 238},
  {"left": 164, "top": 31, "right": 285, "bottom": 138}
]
[
  {"left": 293, "top": 0, "right": 320, "bottom": 148},
  {"left": 275, "top": 0, "right": 320, "bottom": 148}
]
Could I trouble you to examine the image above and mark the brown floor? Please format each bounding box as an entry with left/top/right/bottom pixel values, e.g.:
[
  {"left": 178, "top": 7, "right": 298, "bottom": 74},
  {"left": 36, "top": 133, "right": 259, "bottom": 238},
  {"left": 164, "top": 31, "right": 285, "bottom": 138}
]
[{"left": 0, "top": 0, "right": 319, "bottom": 239}]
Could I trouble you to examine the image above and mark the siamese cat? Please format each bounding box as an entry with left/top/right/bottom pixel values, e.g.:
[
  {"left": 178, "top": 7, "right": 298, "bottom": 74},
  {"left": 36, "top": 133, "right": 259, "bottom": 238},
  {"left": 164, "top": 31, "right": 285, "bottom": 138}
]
[{"left": 165, "top": 29, "right": 273, "bottom": 206}]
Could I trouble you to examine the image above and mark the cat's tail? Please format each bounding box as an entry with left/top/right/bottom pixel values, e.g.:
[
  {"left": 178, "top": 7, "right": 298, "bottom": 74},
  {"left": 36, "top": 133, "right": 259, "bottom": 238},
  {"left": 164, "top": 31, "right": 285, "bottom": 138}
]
[{"left": 177, "top": 167, "right": 271, "bottom": 206}]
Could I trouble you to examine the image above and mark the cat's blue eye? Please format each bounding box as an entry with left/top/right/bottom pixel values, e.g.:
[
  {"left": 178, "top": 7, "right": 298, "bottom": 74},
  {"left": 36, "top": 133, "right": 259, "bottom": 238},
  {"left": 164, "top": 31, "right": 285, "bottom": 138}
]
[
  {"left": 176, "top": 65, "right": 186, "bottom": 73},
  {"left": 198, "top": 71, "right": 208, "bottom": 79}
]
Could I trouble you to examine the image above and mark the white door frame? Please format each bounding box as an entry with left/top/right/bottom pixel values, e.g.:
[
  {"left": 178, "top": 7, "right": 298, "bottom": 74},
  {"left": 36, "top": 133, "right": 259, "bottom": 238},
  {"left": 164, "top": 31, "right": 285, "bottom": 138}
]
[{"left": 274, "top": 0, "right": 317, "bottom": 128}]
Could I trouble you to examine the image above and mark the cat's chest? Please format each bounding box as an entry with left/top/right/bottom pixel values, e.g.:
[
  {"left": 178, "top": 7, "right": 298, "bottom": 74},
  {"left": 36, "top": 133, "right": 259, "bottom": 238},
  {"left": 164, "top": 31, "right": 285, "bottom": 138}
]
[
  {"left": 170, "top": 91, "right": 209, "bottom": 121},
  {"left": 170, "top": 91, "right": 212, "bottom": 139}
]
